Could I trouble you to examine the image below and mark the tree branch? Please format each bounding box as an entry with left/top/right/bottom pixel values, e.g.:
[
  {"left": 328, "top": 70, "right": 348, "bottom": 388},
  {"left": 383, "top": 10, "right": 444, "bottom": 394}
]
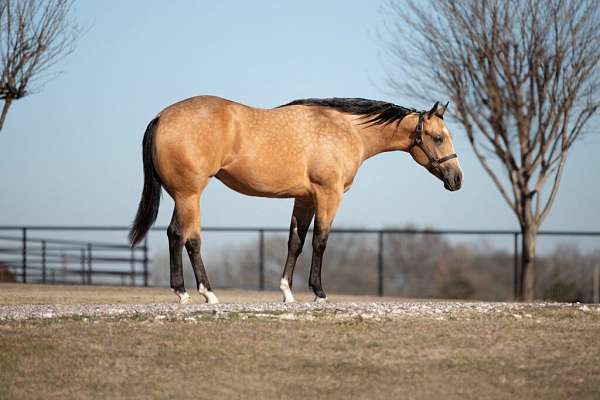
[{"left": 0, "top": 0, "right": 79, "bottom": 131}]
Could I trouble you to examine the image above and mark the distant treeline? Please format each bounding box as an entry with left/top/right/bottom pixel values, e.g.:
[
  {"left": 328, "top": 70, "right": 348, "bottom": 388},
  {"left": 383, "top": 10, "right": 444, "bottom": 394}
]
[{"left": 150, "top": 228, "right": 599, "bottom": 302}]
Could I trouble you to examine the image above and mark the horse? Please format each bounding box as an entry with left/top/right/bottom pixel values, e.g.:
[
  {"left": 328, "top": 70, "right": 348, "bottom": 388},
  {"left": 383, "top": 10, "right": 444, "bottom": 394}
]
[{"left": 129, "top": 96, "right": 463, "bottom": 304}]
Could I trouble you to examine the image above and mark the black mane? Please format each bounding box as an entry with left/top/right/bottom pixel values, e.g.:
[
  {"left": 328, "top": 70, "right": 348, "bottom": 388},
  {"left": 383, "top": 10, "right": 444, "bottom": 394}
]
[{"left": 279, "top": 97, "right": 417, "bottom": 126}]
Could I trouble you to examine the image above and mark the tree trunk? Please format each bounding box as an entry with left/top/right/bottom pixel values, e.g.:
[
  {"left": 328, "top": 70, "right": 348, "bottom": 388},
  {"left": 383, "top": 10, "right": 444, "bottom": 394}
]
[
  {"left": 0, "top": 99, "right": 13, "bottom": 131},
  {"left": 519, "top": 224, "right": 538, "bottom": 301}
]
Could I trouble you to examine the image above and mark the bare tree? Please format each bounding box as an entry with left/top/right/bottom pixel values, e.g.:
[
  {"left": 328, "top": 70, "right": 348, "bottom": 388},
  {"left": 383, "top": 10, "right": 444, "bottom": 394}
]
[
  {"left": 383, "top": 0, "right": 600, "bottom": 300},
  {"left": 0, "top": 0, "right": 79, "bottom": 131}
]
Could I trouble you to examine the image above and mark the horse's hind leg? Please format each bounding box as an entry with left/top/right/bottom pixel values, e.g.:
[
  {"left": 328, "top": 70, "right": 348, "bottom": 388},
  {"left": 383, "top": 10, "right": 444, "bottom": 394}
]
[
  {"left": 168, "top": 189, "right": 218, "bottom": 304},
  {"left": 167, "top": 209, "right": 189, "bottom": 304},
  {"left": 184, "top": 200, "right": 218, "bottom": 304},
  {"left": 186, "top": 237, "right": 217, "bottom": 304},
  {"left": 280, "top": 199, "right": 314, "bottom": 303},
  {"left": 176, "top": 192, "right": 218, "bottom": 304}
]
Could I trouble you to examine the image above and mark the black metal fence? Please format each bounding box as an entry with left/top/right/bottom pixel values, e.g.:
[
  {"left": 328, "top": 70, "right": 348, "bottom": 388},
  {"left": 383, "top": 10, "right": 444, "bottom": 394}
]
[
  {"left": 0, "top": 227, "right": 149, "bottom": 286},
  {"left": 0, "top": 226, "right": 599, "bottom": 301}
]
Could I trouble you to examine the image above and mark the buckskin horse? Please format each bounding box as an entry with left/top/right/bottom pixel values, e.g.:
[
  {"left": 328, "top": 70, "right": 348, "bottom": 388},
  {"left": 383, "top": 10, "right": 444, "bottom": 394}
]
[{"left": 129, "top": 96, "right": 463, "bottom": 304}]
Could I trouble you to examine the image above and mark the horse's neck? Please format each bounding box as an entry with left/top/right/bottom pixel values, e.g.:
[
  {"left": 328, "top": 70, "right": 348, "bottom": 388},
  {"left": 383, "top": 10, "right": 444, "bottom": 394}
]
[{"left": 354, "top": 121, "right": 413, "bottom": 161}]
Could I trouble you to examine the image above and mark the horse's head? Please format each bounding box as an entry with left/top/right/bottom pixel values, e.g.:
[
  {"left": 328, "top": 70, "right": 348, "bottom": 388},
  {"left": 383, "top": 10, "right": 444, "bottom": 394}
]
[{"left": 408, "top": 102, "right": 463, "bottom": 191}]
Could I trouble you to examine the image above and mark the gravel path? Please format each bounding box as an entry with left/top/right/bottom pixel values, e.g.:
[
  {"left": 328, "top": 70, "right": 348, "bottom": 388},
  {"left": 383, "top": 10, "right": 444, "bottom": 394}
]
[{"left": 1, "top": 301, "right": 597, "bottom": 322}]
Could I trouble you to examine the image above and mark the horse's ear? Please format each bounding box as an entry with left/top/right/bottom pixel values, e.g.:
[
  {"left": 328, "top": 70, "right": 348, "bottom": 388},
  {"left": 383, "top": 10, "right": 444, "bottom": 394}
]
[
  {"left": 428, "top": 101, "right": 448, "bottom": 119},
  {"left": 427, "top": 101, "right": 440, "bottom": 118},
  {"left": 439, "top": 101, "right": 449, "bottom": 119}
]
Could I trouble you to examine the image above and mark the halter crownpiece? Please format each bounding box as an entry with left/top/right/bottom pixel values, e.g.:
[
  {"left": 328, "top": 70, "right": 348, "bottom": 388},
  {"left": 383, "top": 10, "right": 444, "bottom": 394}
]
[{"left": 408, "top": 111, "right": 457, "bottom": 172}]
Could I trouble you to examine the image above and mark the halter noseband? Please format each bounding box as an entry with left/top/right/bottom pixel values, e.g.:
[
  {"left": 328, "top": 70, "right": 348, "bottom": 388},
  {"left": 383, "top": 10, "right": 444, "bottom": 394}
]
[{"left": 408, "top": 112, "right": 457, "bottom": 172}]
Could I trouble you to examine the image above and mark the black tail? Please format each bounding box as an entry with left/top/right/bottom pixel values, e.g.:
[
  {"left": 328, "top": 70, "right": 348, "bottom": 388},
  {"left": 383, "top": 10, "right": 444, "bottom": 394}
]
[{"left": 129, "top": 117, "right": 162, "bottom": 247}]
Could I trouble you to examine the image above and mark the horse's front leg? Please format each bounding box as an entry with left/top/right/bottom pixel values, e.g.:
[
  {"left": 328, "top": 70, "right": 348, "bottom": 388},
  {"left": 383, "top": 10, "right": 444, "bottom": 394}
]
[
  {"left": 280, "top": 198, "right": 314, "bottom": 303},
  {"left": 309, "top": 186, "right": 342, "bottom": 303}
]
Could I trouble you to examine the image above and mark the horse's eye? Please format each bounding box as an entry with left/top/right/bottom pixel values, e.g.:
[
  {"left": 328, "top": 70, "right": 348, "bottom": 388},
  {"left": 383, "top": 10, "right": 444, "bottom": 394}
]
[{"left": 433, "top": 135, "right": 443, "bottom": 144}]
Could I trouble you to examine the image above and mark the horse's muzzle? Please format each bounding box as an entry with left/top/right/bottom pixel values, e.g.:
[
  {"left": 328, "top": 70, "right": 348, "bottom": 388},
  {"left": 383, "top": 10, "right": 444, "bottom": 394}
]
[{"left": 443, "top": 168, "right": 463, "bottom": 191}]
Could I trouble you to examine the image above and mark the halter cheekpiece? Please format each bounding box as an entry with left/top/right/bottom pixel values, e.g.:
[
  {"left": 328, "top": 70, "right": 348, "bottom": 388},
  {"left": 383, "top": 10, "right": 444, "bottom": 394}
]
[{"left": 408, "top": 112, "right": 457, "bottom": 172}]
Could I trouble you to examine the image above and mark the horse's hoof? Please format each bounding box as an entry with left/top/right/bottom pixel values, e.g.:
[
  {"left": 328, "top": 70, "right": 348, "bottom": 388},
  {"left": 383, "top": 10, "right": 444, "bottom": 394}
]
[
  {"left": 314, "top": 296, "right": 328, "bottom": 304},
  {"left": 205, "top": 293, "right": 219, "bottom": 304},
  {"left": 280, "top": 278, "right": 296, "bottom": 303},
  {"left": 198, "top": 283, "right": 219, "bottom": 304},
  {"left": 200, "top": 290, "right": 219, "bottom": 304},
  {"left": 176, "top": 292, "right": 191, "bottom": 304}
]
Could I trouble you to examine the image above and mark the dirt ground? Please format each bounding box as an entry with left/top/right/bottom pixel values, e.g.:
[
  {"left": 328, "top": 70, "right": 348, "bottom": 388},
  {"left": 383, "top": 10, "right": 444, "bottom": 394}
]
[
  {"left": 0, "top": 283, "right": 401, "bottom": 305},
  {"left": 1, "top": 284, "right": 599, "bottom": 400}
]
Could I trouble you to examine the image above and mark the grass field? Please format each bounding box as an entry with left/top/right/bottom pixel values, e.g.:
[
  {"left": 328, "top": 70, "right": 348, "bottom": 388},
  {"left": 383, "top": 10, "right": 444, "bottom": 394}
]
[{"left": 1, "top": 284, "right": 599, "bottom": 399}]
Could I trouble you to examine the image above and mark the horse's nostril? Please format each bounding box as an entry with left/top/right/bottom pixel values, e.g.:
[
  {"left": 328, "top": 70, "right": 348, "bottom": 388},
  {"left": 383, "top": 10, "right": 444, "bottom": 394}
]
[
  {"left": 453, "top": 171, "right": 461, "bottom": 185},
  {"left": 446, "top": 170, "right": 462, "bottom": 190}
]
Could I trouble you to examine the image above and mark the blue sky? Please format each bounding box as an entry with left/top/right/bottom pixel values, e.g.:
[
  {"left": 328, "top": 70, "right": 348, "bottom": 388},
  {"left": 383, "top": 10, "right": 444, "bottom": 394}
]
[{"left": 0, "top": 0, "right": 598, "bottom": 233}]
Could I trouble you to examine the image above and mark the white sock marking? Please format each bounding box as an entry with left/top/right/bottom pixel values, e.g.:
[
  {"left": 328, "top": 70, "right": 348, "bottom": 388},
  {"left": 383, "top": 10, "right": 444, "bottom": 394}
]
[
  {"left": 314, "top": 296, "right": 328, "bottom": 304},
  {"left": 199, "top": 284, "right": 219, "bottom": 304},
  {"left": 280, "top": 278, "right": 295, "bottom": 303},
  {"left": 176, "top": 291, "right": 190, "bottom": 304}
]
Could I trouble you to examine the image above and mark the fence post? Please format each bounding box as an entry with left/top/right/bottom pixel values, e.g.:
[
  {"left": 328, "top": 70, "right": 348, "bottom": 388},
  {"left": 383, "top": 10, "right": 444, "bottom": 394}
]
[
  {"left": 61, "top": 251, "right": 67, "bottom": 284},
  {"left": 87, "top": 243, "right": 92, "bottom": 285},
  {"left": 594, "top": 263, "right": 599, "bottom": 304},
  {"left": 143, "top": 237, "right": 149, "bottom": 287},
  {"left": 513, "top": 232, "right": 519, "bottom": 301},
  {"left": 377, "top": 231, "right": 384, "bottom": 297},
  {"left": 258, "top": 229, "right": 265, "bottom": 291},
  {"left": 41, "top": 241, "right": 47, "bottom": 284},
  {"left": 21, "top": 228, "right": 27, "bottom": 283},
  {"left": 80, "top": 248, "right": 86, "bottom": 285}
]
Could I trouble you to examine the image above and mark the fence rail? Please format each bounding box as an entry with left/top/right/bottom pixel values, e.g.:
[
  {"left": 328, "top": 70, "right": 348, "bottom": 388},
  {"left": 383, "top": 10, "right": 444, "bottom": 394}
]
[
  {"left": 0, "top": 227, "right": 149, "bottom": 287},
  {"left": 0, "top": 226, "right": 599, "bottom": 300}
]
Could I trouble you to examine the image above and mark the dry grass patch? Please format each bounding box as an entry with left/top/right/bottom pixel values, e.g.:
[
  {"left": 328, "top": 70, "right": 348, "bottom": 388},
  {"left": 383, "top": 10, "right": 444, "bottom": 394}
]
[
  {"left": 1, "top": 308, "right": 599, "bottom": 400},
  {"left": 0, "top": 283, "right": 403, "bottom": 305}
]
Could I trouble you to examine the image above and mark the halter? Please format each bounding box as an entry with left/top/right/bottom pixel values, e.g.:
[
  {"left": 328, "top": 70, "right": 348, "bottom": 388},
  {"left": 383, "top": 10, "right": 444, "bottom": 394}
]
[{"left": 407, "top": 112, "right": 457, "bottom": 172}]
